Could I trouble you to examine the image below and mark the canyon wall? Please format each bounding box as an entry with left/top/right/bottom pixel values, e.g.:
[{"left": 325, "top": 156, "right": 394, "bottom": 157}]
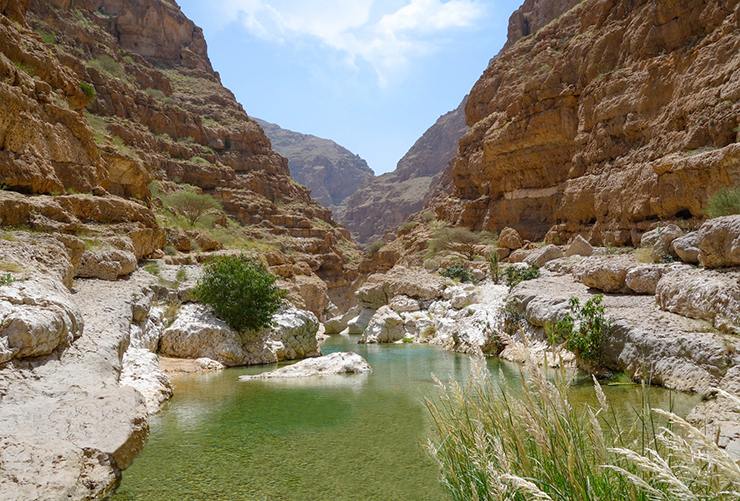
[
  {"left": 433, "top": 0, "right": 740, "bottom": 245},
  {"left": 341, "top": 97, "right": 468, "bottom": 244},
  {"left": 255, "top": 118, "right": 374, "bottom": 212}
]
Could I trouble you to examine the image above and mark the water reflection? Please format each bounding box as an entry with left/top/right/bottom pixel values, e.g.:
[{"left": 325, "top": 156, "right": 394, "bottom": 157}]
[{"left": 112, "top": 334, "right": 701, "bottom": 501}]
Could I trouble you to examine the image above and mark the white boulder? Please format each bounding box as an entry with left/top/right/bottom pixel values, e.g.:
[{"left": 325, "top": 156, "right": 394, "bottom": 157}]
[{"left": 239, "top": 351, "right": 371, "bottom": 380}]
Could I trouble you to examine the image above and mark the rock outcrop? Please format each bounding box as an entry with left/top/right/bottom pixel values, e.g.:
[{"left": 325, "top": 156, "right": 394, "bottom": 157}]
[
  {"left": 159, "top": 304, "right": 321, "bottom": 366},
  {"left": 431, "top": 0, "right": 740, "bottom": 246},
  {"left": 239, "top": 351, "right": 371, "bottom": 380},
  {"left": 340, "top": 98, "right": 468, "bottom": 244},
  {"left": 254, "top": 118, "right": 374, "bottom": 212}
]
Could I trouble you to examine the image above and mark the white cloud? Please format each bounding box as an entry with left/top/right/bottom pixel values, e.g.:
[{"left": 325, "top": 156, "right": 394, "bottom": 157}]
[{"left": 217, "top": 0, "right": 487, "bottom": 86}]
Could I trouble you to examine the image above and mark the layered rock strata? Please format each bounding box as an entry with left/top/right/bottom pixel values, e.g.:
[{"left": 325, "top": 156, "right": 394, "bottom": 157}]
[
  {"left": 432, "top": 0, "right": 740, "bottom": 245},
  {"left": 255, "top": 118, "right": 374, "bottom": 212},
  {"left": 341, "top": 98, "right": 468, "bottom": 244}
]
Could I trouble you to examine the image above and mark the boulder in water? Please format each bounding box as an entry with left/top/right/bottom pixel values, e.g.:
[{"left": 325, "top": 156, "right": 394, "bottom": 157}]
[{"left": 239, "top": 352, "right": 371, "bottom": 380}]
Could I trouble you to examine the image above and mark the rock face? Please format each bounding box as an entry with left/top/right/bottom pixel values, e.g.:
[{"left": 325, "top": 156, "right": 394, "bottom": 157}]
[
  {"left": 340, "top": 98, "right": 468, "bottom": 244},
  {"left": 697, "top": 215, "right": 740, "bottom": 268},
  {"left": 239, "top": 351, "right": 372, "bottom": 380},
  {"left": 0, "top": 0, "right": 361, "bottom": 295},
  {"left": 432, "top": 0, "right": 740, "bottom": 245},
  {"left": 159, "top": 304, "right": 321, "bottom": 366},
  {"left": 512, "top": 273, "right": 736, "bottom": 395},
  {"left": 254, "top": 118, "right": 374, "bottom": 212}
]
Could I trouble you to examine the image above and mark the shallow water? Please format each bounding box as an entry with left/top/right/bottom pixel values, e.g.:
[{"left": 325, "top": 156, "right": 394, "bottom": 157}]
[{"left": 111, "top": 335, "right": 701, "bottom": 501}]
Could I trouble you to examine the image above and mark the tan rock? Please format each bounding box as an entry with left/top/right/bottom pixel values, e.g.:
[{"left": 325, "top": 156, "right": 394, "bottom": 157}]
[
  {"left": 656, "top": 268, "right": 740, "bottom": 334},
  {"left": 573, "top": 255, "right": 637, "bottom": 293},
  {"left": 508, "top": 248, "right": 532, "bottom": 263},
  {"left": 498, "top": 227, "right": 523, "bottom": 250},
  {"left": 698, "top": 215, "right": 740, "bottom": 268},
  {"left": 185, "top": 230, "right": 220, "bottom": 252},
  {"left": 564, "top": 235, "right": 593, "bottom": 257},
  {"left": 359, "top": 306, "right": 406, "bottom": 344},
  {"left": 671, "top": 231, "right": 701, "bottom": 264},
  {"left": 524, "top": 244, "right": 563, "bottom": 267},
  {"left": 625, "top": 265, "right": 667, "bottom": 295},
  {"left": 641, "top": 224, "right": 683, "bottom": 260},
  {"left": 76, "top": 249, "right": 137, "bottom": 281}
]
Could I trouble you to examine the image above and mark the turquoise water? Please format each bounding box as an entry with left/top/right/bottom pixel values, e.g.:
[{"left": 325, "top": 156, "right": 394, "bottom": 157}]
[{"left": 111, "top": 335, "right": 701, "bottom": 501}]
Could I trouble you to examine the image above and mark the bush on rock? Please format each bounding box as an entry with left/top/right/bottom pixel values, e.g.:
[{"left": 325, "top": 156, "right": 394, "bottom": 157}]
[{"left": 194, "top": 255, "right": 285, "bottom": 333}]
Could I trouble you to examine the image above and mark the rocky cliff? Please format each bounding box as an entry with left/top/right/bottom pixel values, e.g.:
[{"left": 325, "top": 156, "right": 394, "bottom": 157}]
[
  {"left": 432, "top": 0, "right": 740, "bottom": 245},
  {"left": 340, "top": 98, "right": 468, "bottom": 244},
  {"left": 255, "top": 118, "right": 374, "bottom": 212},
  {"left": 0, "top": 0, "right": 361, "bottom": 291}
]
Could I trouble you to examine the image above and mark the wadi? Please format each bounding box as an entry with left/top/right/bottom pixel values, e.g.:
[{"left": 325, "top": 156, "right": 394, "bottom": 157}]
[{"left": 1, "top": 0, "right": 739, "bottom": 499}]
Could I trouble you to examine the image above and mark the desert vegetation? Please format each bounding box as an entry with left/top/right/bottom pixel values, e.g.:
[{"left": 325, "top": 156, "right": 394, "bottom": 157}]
[
  {"left": 707, "top": 187, "right": 740, "bottom": 219},
  {"left": 426, "top": 357, "right": 740, "bottom": 501}
]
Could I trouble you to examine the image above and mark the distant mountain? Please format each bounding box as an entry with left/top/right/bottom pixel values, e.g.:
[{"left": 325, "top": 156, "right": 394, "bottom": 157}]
[
  {"left": 255, "top": 119, "right": 375, "bottom": 212},
  {"left": 338, "top": 97, "right": 469, "bottom": 244}
]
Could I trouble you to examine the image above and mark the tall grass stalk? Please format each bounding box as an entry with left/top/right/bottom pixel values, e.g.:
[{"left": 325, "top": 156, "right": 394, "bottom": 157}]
[{"left": 425, "top": 354, "right": 740, "bottom": 501}]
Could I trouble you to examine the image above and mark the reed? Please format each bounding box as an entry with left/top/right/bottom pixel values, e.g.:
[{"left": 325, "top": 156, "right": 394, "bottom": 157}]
[{"left": 425, "top": 354, "right": 740, "bottom": 501}]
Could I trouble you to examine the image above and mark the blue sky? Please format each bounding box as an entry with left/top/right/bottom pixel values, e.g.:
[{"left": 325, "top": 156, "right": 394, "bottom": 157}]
[{"left": 177, "top": 0, "right": 523, "bottom": 175}]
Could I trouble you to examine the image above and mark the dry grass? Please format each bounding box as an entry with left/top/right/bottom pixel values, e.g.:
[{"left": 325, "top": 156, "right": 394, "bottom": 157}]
[{"left": 425, "top": 354, "right": 740, "bottom": 501}]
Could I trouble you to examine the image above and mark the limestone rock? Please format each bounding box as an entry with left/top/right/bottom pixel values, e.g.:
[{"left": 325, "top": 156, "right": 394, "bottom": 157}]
[
  {"left": 389, "top": 295, "right": 421, "bottom": 313},
  {"left": 0, "top": 275, "right": 83, "bottom": 362},
  {"left": 698, "top": 215, "right": 740, "bottom": 268},
  {"left": 564, "top": 235, "right": 593, "bottom": 257},
  {"left": 671, "top": 231, "right": 701, "bottom": 264},
  {"left": 573, "top": 255, "right": 637, "bottom": 293},
  {"left": 347, "top": 307, "right": 376, "bottom": 334},
  {"left": 625, "top": 265, "right": 667, "bottom": 295},
  {"left": 508, "top": 249, "right": 531, "bottom": 263},
  {"left": 239, "top": 351, "right": 371, "bottom": 380},
  {"left": 160, "top": 304, "right": 320, "bottom": 366},
  {"left": 120, "top": 348, "right": 173, "bottom": 415},
  {"left": 656, "top": 268, "right": 740, "bottom": 334},
  {"left": 443, "top": 284, "right": 477, "bottom": 309},
  {"left": 641, "top": 224, "right": 683, "bottom": 260},
  {"left": 356, "top": 280, "right": 388, "bottom": 309},
  {"left": 513, "top": 274, "right": 732, "bottom": 394},
  {"left": 76, "top": 249, "right": 137, "bottom": 281},
  {"left": 280, "top": 274, "right": 329, "bottom": 319},
  {"left": 359, "top": 306, "right": 405, "bottom": 344},
  {"left": 524, "top": 244, "right": 563, "bottom": 267},
  {"left": 324, "top": 305, "right": 360, "bottom": 334},
  {"left": 185, "top": 230, "right": 220, "bottom": 252},
  {"left": 498, "top": 227, "right": 523, "bottom": 250}
]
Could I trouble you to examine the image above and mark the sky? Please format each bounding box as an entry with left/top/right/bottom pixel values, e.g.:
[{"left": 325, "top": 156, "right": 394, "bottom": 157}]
[{"left": 176, "top": 0, "right": 523, "bottom": 175}]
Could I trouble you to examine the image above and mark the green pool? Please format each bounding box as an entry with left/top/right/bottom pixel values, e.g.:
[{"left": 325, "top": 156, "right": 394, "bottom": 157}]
[{"left": 111, "top": 335, "right": 700, "bottom": 501}]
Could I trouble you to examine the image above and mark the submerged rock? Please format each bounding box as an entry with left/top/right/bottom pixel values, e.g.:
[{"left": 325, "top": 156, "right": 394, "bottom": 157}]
[{"left": 239, "top": 351, "right": 371, "bottom": 380}]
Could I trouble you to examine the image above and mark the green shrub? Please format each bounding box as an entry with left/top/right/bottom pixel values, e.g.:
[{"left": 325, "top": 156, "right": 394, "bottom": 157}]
[
  {"left": 365, "top": 240, "right": 384, "bottom": 255},
  {"left": 422, "top": 212, "right": 435, "bottom": 223},
  {"left": 80, "top": 82, "right": 95, "bottom": 105},
  {"left": 439, "top": 263, "right": 475, "bottom": 283},
  {"left": 498, "top": 297, "right": 525, "bottom": 336},
  {"left": 486, "top": 250, "right": 501, "bottom": 284},
  {"left": 194, "top": 256, "right": 285, "bottom": 333},
  {"left": 400, "top": 221, "right": 418, "bottom": 232},
  {"left": 503, "top": 263, "right": 540, "bottom": 290},
  {"left": 707, "top": 187, "right": 740, "bottom": 218},
  {"left": 552, "top": 294, "right": 611, "bottom": 368},
  {"left": 0, "top": 273, "right": 16, "bottom": 286},
  {"left": 162, "top": 189, "right": 223, "bottom": 227},
  {"left": 88, "top": 54, "right": 126, "bottom": 80}
]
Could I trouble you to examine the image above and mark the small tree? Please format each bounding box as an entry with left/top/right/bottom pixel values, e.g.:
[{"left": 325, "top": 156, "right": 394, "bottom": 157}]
[
  {"left": 163, "top": 190, "right": 222, "bottom": 227},
  {"left": 428, "top": 227, "right": 493, "bottom": 261},
  {"left": 194, "top": 255, "right": 285, "bottom": 333}
]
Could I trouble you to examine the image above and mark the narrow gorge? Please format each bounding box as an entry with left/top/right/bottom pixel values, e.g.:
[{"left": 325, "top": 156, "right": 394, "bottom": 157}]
[{"left": 1, "top": 0, "right": 740, "bottom": 499}]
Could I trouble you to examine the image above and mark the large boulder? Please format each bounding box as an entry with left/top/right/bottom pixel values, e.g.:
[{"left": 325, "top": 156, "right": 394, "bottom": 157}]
[
  {"left": 76, "top": 249, "right": 137, "bottom": 281},
  {"left": 641, "top": 224, "right": 684, "bottom": 260},
  {"left": 356, "top": 280, "right": 388, "bottom": 309},
  {"left": 160, "top": 304, "right": 320, "bottom": 366},
  {"left": 656, "top": 268, "right": 740, "bottom": 334},
  {"left": 671, "top": 231, "right": 701, "bottom": 264},
  {"left": 347, "top": 307, "right": 376, "bottom": 334},
  {"left": 0, "top": 276, "right": 83, "bottom": 362},
  {"left": 564, "top": 235, "right": 593, "bottom": 257},
  {"left": 573, "top": 255, "right": 636, "bottom": 293},
  {"left": 359, "top": 306, "right": 405, "bottom": 344},
  {"left": 239, "top": 352, "right": 372, "bottom": 380},
  {"left": 524, "top": 244, "right": 563, "bottom": 267},
  {"left": 498, "top": 227, "right": 523, "bottom": 250},
  {"left": 624, "top": 265, "right": 667, "bottom": 295},
  {"left": 697, "top": 215, "right": 740, "bottom": 268}
]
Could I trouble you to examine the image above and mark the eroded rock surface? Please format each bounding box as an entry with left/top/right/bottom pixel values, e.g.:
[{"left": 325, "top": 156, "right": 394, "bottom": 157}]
[{"left": 239, "top": 351, "right": 371, "bottom": 380}]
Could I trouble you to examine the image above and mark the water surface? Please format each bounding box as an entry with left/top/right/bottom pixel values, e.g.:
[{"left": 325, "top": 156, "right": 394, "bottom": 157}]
[{"left": 112, "top": 335, "right": 701, "bottom": 501}]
